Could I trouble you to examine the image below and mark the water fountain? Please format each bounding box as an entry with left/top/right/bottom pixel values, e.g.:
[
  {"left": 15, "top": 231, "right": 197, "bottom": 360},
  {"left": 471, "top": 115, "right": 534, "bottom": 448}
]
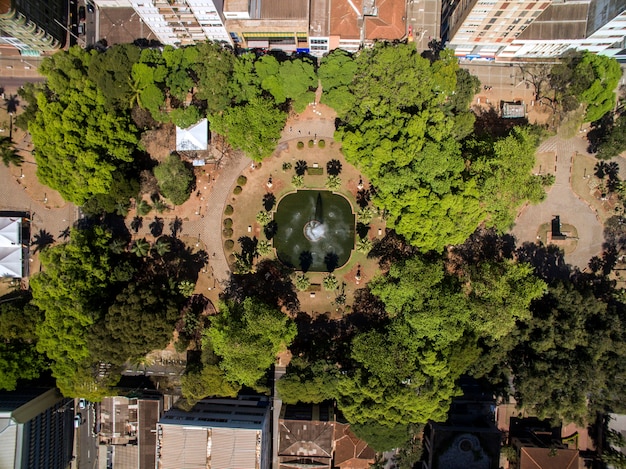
[{"left": 274, "top": 190, "right": 355, "bottom": 272}]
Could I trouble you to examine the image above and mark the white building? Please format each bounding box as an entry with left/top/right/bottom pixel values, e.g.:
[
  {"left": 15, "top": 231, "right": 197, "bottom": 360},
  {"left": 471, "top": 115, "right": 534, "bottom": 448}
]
[
  {"left": 128, "top": 0, "right": 231, "bottom": 46},
  {"left": 499, "top": 0, "right": 626, "bottom": 60},
  {"left": 446, "top": 0, "right": 626, "bottom": 61}
]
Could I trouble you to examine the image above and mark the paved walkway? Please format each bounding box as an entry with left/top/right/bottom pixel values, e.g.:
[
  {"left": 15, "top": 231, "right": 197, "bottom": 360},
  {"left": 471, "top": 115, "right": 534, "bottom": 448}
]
[
  {"left": 0, "top": 163, "right": 77, "bottom": 277},
  {"left": 511, "top": 135, "right": 604, "bottom": 269}
]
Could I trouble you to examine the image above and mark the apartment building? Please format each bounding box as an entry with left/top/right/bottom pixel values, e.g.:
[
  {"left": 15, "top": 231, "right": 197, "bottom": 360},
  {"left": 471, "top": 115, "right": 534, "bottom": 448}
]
[
  {"left": 0, "top": 0, "right": 66, "bottom": 54},
  {"left": 445, "top": 0, "right": 626, "bottom": 60}
]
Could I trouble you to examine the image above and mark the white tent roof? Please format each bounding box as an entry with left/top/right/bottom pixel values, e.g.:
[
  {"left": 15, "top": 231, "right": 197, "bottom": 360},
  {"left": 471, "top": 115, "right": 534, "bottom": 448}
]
[
  {"left": 176, "top": 119, "right": 208, "bottom": 151},
  {"left": 0, "top": 218, "right": 22, "bottom": 278}
]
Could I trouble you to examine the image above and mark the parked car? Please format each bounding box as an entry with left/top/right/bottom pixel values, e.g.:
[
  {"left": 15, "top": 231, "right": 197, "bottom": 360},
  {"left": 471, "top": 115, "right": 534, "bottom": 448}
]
[
  {"left": 78, "top": 398, "right": 86, "bottom": 409},
  {"left": 78, "top": 6, "right": 85, "bottom": 22},
  {"left": 77, "top": 23, "right": 84, "bottom": 35},
  {"left": 86, "top": 1, "right": 95, "bottom": 12},
  {"left": 74, "top": 414, "right": 82, "bottom": 428}
]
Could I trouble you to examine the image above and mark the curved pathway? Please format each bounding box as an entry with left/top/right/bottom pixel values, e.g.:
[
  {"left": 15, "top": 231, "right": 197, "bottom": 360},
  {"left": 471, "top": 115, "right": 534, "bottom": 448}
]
[{"left": 511, "top": 135, "right": 603, "bottom": 269}]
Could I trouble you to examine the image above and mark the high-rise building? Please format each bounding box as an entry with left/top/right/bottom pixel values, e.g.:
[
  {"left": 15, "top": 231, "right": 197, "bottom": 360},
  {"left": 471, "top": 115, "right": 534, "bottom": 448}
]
[
  {"left": 444, "top": 0, "right": 626, "bottom": 61},
  {"left": 0, "top": 388, "right": 75, "bottom": 469},
  {"left": 0, "top": 0, "right": 66, "bottom": 54}
]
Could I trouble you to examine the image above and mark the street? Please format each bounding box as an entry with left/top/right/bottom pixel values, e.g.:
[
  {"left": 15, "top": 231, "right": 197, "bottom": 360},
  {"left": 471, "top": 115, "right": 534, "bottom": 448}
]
[{"left": 77, "top": 401, "right": 99, "bottom": 469}]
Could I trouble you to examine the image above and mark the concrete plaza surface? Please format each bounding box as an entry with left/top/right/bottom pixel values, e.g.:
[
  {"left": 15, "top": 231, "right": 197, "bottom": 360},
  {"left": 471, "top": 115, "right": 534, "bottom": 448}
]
[{"left": 511, "top": 135, "right": 604, "bottom": 270}]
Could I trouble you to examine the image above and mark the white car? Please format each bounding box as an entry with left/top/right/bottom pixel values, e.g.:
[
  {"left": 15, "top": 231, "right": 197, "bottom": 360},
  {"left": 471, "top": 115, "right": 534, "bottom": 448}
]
[
  {"left": 74, "top": 414, "right": 82, "bottom": 428},
  {"left": 78, "top": 398, "right": 86, "bottom": 409}
]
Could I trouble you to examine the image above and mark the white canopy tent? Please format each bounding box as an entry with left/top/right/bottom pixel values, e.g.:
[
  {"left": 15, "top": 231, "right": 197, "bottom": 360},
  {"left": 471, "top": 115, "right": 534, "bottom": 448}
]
[
  {"left": 0, "top": 218, "right": 22, "bottom": 278},
  {"left": 176, "top": 119, "right": 208, "bottom": 152}
]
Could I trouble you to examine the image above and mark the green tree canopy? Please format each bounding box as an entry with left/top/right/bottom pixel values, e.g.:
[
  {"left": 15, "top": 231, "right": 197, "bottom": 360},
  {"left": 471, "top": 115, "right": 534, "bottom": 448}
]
[
  {"left": 193, "top": 42, "right": 236, "bottom": 114},
  {"left": 154, "top": 154, "right": 194, "bottom": 205},
  {"left": 209, "top": 98, "right": 286, "bottom": 161},
  {"left": 31, "top": 46, "right": 140, "bottom": 205},
  {"left": 181, "top": 364, "right": 242, "bottom": 404},
  {"left": 90, "top": 282, "right": 180, "bottom": 364},
  {"left": 205, "top": 297, "right": 297, "bottom": 389},
  {"left": 467, "top": 126, "right": 545, "bottom": 230},
  {"left": 506, "top": 282, "right": 626, "bottom": 423},
  {"left": 551, "top": 51, "right": 621, "bottom": 122},
  {"left": 336, "top": 43, "right": 485, "bottom": 251},
  {"left": 88, "top": 44, "right": 141, "bottom": 110},
  {"left": 0, "top": 295, "right": 45, "bottom": 391},
  {"left": 30, "top": 226, "right": 114, "bottom": 396}
]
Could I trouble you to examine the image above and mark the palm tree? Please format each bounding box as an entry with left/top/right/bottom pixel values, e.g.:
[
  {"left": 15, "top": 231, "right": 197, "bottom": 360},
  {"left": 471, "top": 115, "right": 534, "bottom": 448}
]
[
  {"left": 114, "top": 202, "right": 129, "bottom": 217},
  {"left": 153, "top": 237, "right": 171, "bottom": 257},
  {"left": 0, "top": 137, "right": 22, "bottom": 167},
  {"left": 136, "top": 199, "right": 152, "bottom": 216},
  {"left": 130, "top": 238, "right": 150, "bottom": 257},
  {"left": 109, "top": 238, "right": 127, "bottom": 255},
  {"left": 152, "top": 198, "right": 169, "bottom": 214}
]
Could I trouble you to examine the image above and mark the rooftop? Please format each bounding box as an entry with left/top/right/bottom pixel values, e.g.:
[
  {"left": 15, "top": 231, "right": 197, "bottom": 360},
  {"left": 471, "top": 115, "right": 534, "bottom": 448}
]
[
  {"left": 518, "top": 3, "right": 589, "bottom": 41},
  {"left": 519, "top": 447, "right": 580, "bottom": 469},
  {"left": 260, "top": 0, "right": 309, "bottom": 20}
]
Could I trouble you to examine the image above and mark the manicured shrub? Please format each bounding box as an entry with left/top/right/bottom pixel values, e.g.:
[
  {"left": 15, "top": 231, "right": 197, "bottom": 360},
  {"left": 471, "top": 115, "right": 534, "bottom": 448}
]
[
  {"left": 318, "top": 140, "right": 326, "bottom": 148},
  {"left": 223, "top": 228, "right": 233, "bottom": 238},
  {"left": 297, "top": 141, "right": 304, "bottom": 150},
  {"left": 308, "top": 140, "right": 314, "bottom": 148},
  {"left": 224, "top": 239, "right": 234, "bottom": 250},
  {"left": 237, "top": 175, "right": 247, "bottom": 186},
  {"left": 224, "top": 205, "right": 234, "bottom": 215},
  {"left": 233, "top": 186, "right": 242, "bottom": 195},
  {"left": 223, "top": 218, "right": 233, "bottom": 229}
]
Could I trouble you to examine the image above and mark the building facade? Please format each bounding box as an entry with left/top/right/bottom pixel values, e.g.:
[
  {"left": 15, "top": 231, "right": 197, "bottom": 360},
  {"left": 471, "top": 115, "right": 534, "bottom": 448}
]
[
  {"left": 0, "top": 0, "right": 66, "bottom": 54},
  {"left": 445, "top": 0, "right": 626, "bottom": 61},
  {"left": 0, "top": 388, "right": 75, "bottom": 469}
]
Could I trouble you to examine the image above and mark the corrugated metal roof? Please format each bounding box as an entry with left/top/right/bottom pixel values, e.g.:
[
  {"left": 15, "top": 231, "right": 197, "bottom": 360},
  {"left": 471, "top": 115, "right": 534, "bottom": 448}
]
[
  {"left": 260, "top": 0, "right": 309, "bottom": 20},
  {"left": 159, "top": 425, "right": 208, "bottom": 469},
  {"left": 211, "top": 427, "right": 260, "bottom": 468}
]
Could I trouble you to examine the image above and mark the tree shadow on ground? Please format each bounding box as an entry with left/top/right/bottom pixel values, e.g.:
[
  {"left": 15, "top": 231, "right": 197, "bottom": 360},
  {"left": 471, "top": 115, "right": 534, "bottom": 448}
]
[
  {"left": 59, "top": 227, "right": 71, "bottom": 241},
  {"left": 238, "top": 236, "right": 258, "bottom": 266},
  {"left": 447, "top": 228, "right": 516, "bottom": 275},
  {"left": 149, "top": 217, "right": 164, "bottom": 237},
  {"left": 368, "top": 230, "right": 418, "bottom": 270},
  {"left": 299, "top": 251, "right": 312, "bottom": 272},
  {"left": 130, "top": 216, "right": 143, "bottom": 234},
  {"left": 473, "top": 106, "right": 529, "bottom": 139},
  {"left": 169, "top": 217, "right": 183, "bottom": 238},
  {"left": 290, "top": 312, "right": 349, "bottom": 364},
  {"left": 515, "top": 242, "right": 571, "bottom": 282},
  {"left": 264, "top": 221, "right": 278, "bottom": 240},
  {"left": 324, "top": 252, "right": 338, "bottom": 272},
  {"left": 31, "top": 229, "right": 55, "bottom": 253},
  {"left": 263, "top": 193, "right": 276, "bottom": 211},
  {"left": 223, "top": 259, "right": 300, "bottom": 314}
]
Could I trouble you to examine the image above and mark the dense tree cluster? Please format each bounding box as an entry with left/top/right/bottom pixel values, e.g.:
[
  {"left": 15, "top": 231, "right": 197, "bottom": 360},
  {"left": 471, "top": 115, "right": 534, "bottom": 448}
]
[
  {"left": 320, "top": 44, "right": 549, "bottom": 251},
  {"left": 23, "top": 225, "right": 200, "bottom": 398},
  {"left": 22, "top": 43, "right": 321, "bottom": 208}
]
